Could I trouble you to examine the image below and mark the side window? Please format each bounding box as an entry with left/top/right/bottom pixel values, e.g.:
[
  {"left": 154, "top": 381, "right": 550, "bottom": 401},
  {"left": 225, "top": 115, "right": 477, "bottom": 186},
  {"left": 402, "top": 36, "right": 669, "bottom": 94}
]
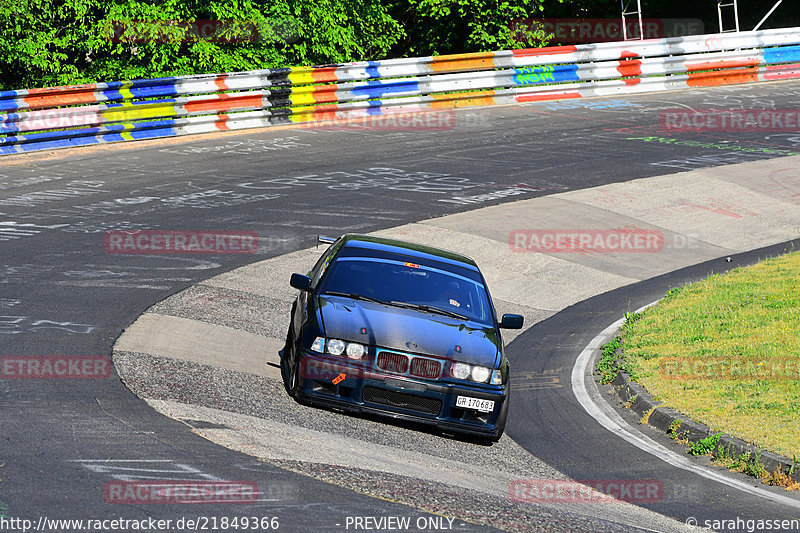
[{"left": 310, "top": 241, "right": 342, "bottom": 288}]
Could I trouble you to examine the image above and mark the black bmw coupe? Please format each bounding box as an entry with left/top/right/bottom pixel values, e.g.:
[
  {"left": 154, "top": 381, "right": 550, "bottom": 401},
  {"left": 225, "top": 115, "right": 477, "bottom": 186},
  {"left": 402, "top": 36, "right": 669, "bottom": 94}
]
[{"left": 281, "top": 234, "right": 523, "bottom": 441}]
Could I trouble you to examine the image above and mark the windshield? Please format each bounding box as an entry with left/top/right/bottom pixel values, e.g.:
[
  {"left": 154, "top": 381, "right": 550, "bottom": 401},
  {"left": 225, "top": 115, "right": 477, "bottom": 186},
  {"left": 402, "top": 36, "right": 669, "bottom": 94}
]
[{"left": 319, "top": 257, "right": 493, "bottom": 324}]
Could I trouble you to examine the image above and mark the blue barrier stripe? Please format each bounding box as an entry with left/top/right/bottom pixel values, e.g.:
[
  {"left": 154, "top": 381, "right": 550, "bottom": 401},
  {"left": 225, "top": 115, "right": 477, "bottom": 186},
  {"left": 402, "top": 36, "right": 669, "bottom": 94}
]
[
  {"left": 0, "top": 118, "right": 178, "bottom": 145},
  {"left": 130, "top": 127, "right": 177, "bottom": 139},
  {"left": 513, "top": 64, "right": 580, "bottom": 85},
  {"left": 129, "top": 76, "right": 179, "bottom": 88},
  {"left": 0, "top": 89, "right": 23, "bottom": 99},
  {"left": 2, "top": 124, "right": 181, "bottom": 153},
  {"left": 0, "top": 127, "right": 101, "bottom": 145},
  {"left": 366, "top": 101, "right": 385, "bottom": 115},
  {"left": 365, "top": 62, "right": 381, "bottom": 80},
  {"left": 0, "top": 99, "right": 20, "bottom": 112},
  {"left": 130, "top": 85, "right": 179, "bottom": 99},
  {"left": 763, "top": 45, "right": 800, "bottom": 64},
  {"left": 351, "top": 80, "right": 420, "bottom": 98}
]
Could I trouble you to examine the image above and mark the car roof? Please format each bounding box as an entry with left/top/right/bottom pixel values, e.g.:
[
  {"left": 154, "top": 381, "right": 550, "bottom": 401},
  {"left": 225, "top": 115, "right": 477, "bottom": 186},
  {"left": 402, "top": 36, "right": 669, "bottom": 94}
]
[{"left": 337, "top": 234, "right": 480, "bottom": 272}]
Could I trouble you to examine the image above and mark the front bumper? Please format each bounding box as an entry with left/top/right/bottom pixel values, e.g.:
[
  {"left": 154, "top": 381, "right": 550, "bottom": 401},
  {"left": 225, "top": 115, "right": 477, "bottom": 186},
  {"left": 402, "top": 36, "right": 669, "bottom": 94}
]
[{"left": 296, "top": 352, "right": 507, "bottom": 438}]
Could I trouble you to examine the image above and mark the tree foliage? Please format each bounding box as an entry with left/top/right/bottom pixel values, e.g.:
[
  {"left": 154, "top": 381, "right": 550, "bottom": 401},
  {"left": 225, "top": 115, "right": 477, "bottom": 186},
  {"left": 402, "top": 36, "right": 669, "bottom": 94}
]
[
  {"left": 390, "top": 0, "right": 554, "bottom": 57},
  {"left": 0, "top": 0, "right": 412, "bottom": 89}
]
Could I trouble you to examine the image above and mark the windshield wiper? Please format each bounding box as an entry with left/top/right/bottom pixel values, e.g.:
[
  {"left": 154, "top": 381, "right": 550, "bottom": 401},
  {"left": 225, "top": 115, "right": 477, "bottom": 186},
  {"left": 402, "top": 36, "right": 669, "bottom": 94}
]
[
  {"left": 390, "top": 301, "right": 469, "bottom": 321},
  {"left": 324, "top": 291, "right": 391, "bottom": 306}
]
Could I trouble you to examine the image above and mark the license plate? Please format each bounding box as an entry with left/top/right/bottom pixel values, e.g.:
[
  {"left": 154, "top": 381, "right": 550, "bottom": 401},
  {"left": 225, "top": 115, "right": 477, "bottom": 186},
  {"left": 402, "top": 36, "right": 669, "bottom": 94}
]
[{"left": 456, "top": 396, "right": 495, "bottom": 413}]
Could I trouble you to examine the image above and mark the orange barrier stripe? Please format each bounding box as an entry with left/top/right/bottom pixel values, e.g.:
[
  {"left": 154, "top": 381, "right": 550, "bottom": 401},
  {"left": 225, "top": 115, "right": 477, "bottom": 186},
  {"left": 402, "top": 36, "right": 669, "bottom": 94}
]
[
  {"left": 431, "top": 53, "right": 496, "bottom": 73},
  {"left": 184, "top": 94, "right": 264, "bottom": 113},
  {"left": 310, "top": 87, "right": 339, "bottom": 103},
  {"left": 430, "top": 90, "right": 496, "bottom": 108},
  {"left": 311, "top": 67, "right": 339, "bottom": 83},
  {"left": 428, "top": 89, "right": 496, "bottom": 108},
  {"left": 215, "top": 75, "right": 229, "bottom": 92},
  {"left": 687, "top": 59, "right": 760, "bottom": 71},
  {"left": 687, "top": 68, "right": 759, "bottom": 87},
  {"left": 24, "top": 90, "right": 98, "bottom": 109},
  {"left": 311, "top": 104, "right": 339, "bottom": 113}
]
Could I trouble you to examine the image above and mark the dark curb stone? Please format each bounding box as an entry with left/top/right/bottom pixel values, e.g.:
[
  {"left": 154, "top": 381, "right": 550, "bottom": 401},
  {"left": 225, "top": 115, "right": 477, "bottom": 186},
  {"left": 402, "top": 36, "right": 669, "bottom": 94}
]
[{"left": 605, "top": 343, "right": 796, "bottom": 477}]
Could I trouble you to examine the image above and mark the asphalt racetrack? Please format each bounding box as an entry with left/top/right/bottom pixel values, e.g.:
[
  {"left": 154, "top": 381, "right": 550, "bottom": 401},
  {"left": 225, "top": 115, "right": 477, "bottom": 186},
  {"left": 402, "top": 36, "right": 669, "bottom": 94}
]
[{"left": 1, "top": 81, "right": 800, "bottom": 532}]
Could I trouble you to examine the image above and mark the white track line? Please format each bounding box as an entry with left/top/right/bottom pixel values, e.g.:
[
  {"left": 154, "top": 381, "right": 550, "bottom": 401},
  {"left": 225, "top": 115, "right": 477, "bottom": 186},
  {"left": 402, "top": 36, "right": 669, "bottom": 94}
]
[{"left": 571, "top": 302, "right": 800, "bottom": 509}]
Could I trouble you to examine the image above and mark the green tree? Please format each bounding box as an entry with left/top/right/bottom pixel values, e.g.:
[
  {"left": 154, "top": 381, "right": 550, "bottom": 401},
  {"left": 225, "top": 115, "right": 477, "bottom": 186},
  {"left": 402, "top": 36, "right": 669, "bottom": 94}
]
[
  {"left": 0, "top": 0, "right": 403, "bottom": 90},
  {"left": 391, "top": 0, "right": 556, "bottom": 56},
  {"left": 0, "top": 0, "right": 564, "bottom": 90}
]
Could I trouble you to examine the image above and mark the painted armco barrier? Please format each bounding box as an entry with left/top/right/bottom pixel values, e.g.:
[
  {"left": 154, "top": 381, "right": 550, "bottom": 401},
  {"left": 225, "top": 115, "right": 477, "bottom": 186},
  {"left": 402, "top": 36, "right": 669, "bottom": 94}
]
[{"left": 1, "top": 28, "right": 800, "bottom": 155}]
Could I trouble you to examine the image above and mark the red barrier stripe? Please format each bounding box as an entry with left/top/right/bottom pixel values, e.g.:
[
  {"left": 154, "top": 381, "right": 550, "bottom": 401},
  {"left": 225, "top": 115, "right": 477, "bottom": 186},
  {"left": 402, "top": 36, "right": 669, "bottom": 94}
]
[
  {"left": 215, "top": 114, "right": 230, "bottom": 130},
  {"left": 184, "top": 94, "right": 264, "bottom": 113},
  {"left": 516, "top": 92, "right": 582, "bottom": 102},
  {"left": 764, "top": 63, "right": 800, "bottom": 80},
  {"left": 513, "top": 45, "right": 578, "bottom": 57},
  {"left": 617, "top": 51, "right": 642, "bottom": 85}
]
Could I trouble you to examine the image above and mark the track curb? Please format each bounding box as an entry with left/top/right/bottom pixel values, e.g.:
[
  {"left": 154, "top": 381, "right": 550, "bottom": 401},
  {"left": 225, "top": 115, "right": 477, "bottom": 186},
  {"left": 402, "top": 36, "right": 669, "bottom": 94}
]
[{"left": 606, "top": 334, "right": 797, "bottom": 477}]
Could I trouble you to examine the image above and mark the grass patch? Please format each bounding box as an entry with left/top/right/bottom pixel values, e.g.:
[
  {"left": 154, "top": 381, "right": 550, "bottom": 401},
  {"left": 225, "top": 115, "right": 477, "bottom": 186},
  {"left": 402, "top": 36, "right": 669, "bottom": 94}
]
[{"left": 614, "top": 250, "right": 800, "bottom": 459}]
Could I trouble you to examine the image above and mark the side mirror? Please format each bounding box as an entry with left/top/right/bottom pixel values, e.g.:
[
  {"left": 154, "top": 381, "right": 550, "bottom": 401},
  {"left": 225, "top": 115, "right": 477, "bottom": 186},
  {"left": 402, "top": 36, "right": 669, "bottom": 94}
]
[
  {"left": 499, "top": 314, "right": 524, "bottom": 330},
  {"left": 290, "top": 273, "right": 312, "bottom": 291}
]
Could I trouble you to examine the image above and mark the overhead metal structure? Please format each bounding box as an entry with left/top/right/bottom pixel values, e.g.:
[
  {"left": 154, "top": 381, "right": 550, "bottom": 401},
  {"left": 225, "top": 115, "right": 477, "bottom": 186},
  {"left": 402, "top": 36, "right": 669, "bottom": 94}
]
[
  {"left": 719, "top": 1, "right": 783, "bottom": 33},
  {"left": 620, "top": 0, "right": 644, "bottom": 40},
  {"left": 718, "top": 0, "right": 740, "bottom": 32},
  {"left": 753, "top": 1, "right": 784, "bottom": 31}
]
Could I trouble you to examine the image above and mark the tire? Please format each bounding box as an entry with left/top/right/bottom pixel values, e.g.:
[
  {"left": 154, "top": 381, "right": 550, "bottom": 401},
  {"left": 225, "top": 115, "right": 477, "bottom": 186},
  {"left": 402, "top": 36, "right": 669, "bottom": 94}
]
[
  {"left": 284, "top": 332, "right": 305, "bottom": 404},
  {"left": 288, "top": 354, "right": 301, "bottom": 399},
  {"left": 280, "top": 326, "right": 293, "bottom": 393}
]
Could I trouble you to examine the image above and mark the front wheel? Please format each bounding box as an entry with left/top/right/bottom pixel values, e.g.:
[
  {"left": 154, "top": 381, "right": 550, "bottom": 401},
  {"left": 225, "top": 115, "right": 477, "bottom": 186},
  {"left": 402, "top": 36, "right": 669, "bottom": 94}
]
[
  {"left": 288, "top": 354, "right": 301, "bottom": 399},
  {"left": 284, "top": 335, "right": 306, "bottom": 404}
]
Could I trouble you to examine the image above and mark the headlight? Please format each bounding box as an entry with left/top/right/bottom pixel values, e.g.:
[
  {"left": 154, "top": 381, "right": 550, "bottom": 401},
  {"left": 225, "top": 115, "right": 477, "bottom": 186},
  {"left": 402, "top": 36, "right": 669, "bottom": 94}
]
[
  {"left": 317, "top": 338, "right": 367, "bottom": 359},
  {"left": 450, "top": 362, "right": 499, "bottom": 383},
  {"left": 327, "top": 339, "right": 345, "bottom": 356},
  {"left": 471, "top": 365, "right": 491, "bottom": 383},
  {"left": 452, "top": 363, "right": 471, "bottom": 380},
  {"left": 346, "top": 342, "right": 366, "bottom": 359}
]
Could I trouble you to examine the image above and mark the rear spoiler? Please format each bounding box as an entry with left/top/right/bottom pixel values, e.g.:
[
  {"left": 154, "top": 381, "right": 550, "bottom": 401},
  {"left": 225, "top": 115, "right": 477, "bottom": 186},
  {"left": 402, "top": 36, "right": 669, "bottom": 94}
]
[{"left": 317, "top": 235, "right": 337, "bottom": 245}]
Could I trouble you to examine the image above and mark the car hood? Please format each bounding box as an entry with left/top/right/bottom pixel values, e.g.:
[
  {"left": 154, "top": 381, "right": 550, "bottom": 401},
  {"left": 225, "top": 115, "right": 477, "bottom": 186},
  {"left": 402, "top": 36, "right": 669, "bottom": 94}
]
[{"left": 318, "top": 295, "right": 500, "bottom": 367}]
